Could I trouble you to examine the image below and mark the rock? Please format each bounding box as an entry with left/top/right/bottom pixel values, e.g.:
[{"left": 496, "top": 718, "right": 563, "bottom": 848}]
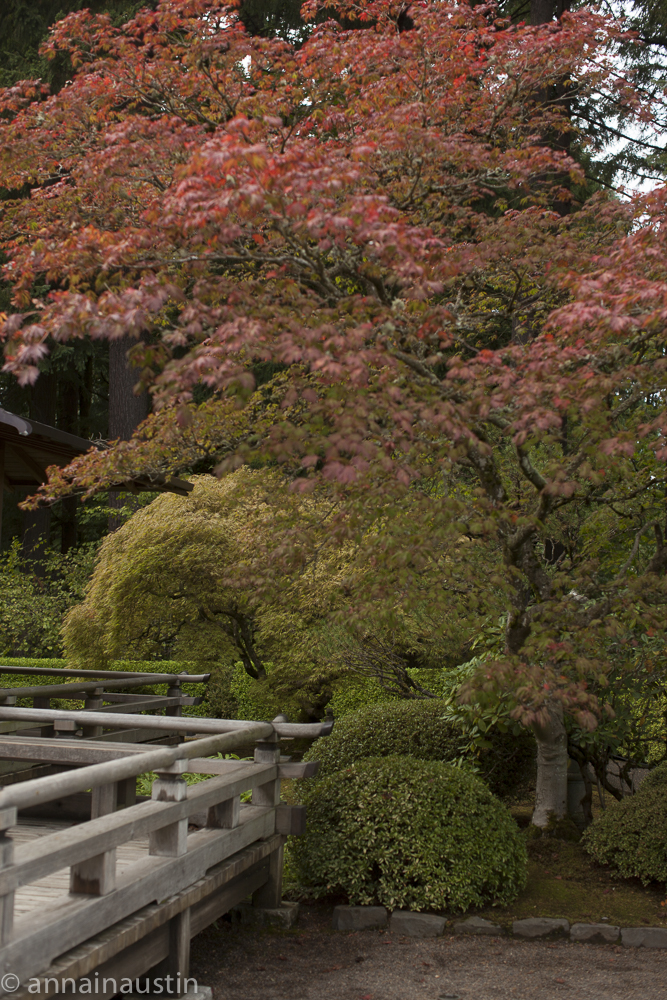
[
  {"left": 512, "top": 917, "right": 569, "bottom": 939},
  {"left": 389, "top": 910, "right": 446, "bottom": 937},
  {"left": 570, "top": 923, "right": 620, "bottom": 944},
  {"left": 331, "top": 905, "right": 388, "bottom": 931},
  {"left": 622, "top": 927, "right": 667, "bottom": 948},
  {"left": 125, "top": 987, "right": 212, "bottom": 1000},
  {"left": 232, "top": 901, "right": 299, "bottom": 929},
  {"left": 453, "top": 916, "right": 501, "bottom": 936}
]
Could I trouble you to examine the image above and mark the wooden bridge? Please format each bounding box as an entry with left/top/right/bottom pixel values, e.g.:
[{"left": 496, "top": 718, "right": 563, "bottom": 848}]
[{"left": 0, "top": 667, "right": 329, "bottom": 999}]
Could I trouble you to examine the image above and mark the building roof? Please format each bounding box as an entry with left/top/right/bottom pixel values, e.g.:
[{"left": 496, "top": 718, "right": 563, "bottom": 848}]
[{"left": 0, "top": 408, "right": 192, "bottom": 496}]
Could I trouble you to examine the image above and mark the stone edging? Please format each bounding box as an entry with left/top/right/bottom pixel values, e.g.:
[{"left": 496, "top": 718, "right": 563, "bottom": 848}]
[{"left": 331, "top": 906, "right": 667, "bottom": 948}]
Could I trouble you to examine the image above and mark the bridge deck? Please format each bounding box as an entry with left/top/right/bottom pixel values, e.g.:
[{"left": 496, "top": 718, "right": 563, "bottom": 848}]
[{"left": 10, "top": 819, "right": 149, "bottom": 917}]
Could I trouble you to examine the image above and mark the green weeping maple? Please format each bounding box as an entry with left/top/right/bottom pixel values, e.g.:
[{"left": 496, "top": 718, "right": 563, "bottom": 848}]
[
  {"left": 2, "top": 0, "right": 667, "bottom": 826},
  {"left": 64, "top": 468, "right": 354, "bottom": 719}
]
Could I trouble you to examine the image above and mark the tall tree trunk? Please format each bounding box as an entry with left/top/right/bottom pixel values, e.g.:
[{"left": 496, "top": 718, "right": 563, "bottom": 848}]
[
  {"left": 59, "top": 378, "right": 79, "bottom": 553},
  {"left": 530, "top": 699, "right": 568, "bottom": 828},
  {"left": 22, "top": 373, "right": 56, "bottom": 572},
  {"left": 107, "top": 336, "right": 149, "bottom": 531}
]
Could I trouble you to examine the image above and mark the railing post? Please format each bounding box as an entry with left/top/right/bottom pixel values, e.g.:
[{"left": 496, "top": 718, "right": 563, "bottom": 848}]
[
  {"left": 0, "top": 806, "right": 17, "bottom": 945},
  {"left": 165, "top": 677, "right": 182, "bottom": 718},
  {"left": 70, "top": 783, "right": 117, "bottom": 895},
  {"left": 251, "top": 727, "right": 283, "bottom": 909},
  {"left": 82, "top": 686, "right": 104, "bottom": 738},
  {"left": 116, "top": 776, "right": 137, "bottom": 809},
  {"left": 207, "top": 793, "right": 240, "bottom": 830},
  {"left": 149, "top": 760, "right": 189, "bottom": 857}
]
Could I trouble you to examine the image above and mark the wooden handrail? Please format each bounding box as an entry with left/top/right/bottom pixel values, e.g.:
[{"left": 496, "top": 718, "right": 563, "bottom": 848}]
[
  {"left": 0, "top": 724, "right": 273, "bottom": 811},
  {"left": 0, "top": 676, "right": 203, "bottom": 699},
  {"left": 0, "top": 764, "right": 276, "bottom": 894},
  {"left": 0, "top": 706, "right": 334, "bottom": 740},
  {"left": 0, "top": 666, "right": 211, "bottom": 682}
]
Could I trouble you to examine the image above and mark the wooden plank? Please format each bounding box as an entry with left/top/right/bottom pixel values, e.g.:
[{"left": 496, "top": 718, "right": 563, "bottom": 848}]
[
  {"left": 0, "top": 808, "right": 275, "bottom": 983},
  {"left": 0, "top": 736, "right": 153, "bottom": 765},
  {"left": 0, "top": 766, "right": 276, "bottom": 893}
]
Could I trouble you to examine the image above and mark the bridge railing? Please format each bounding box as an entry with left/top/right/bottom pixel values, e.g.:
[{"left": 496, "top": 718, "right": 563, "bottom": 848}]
[{"left": 0, "top": 713, "right": 326, "bottom": 989}]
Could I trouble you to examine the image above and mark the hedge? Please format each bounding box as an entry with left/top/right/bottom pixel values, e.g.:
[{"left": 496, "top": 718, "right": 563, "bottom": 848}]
[
  {"left": 303, "top": 699, "right": 535, "bottom": 799},
  {"left": 582, "top": 762, "right": 667, "bottom": 884},
  {"left": 290, "top": 756, "right": 527, "bottom": 911}
]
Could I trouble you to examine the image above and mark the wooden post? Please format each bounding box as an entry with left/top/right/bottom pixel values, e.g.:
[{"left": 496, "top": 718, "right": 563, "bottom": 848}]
[
  {"left": 70, "top": 783, "right": 117, "bottom": 895},
  {"left": 149, "top": 760, "right": 189, "bottom": 857},
  {"left": 251, "top": 728, "right": 283, "bottom": 909},
  {"left": 165, "top": 677, "right": 182, "bottom": 717},
  {"left": 82, "top": 686, "right": 104, "bottom": 739},
  {"left": 0, "top": 806, "right": 17, "bottom": 945},
  {"left": 116, "top": 776, "right": 137, "bottom": 809},
  {"left": 168, "top": 907, "right": 191, "bottom": 995},
  {"left": 207, "top": 794, "right": 240, "bottom": 830}
]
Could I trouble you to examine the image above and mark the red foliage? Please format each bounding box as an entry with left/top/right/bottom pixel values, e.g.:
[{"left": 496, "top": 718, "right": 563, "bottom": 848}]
[{"left": 1, "top": 0, "right": 666, "bottom": 716}]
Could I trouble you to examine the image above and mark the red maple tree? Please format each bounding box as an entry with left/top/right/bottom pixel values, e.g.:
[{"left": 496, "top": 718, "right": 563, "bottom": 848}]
[{"left": 2, "top": 0, "right": 666, "bottom": 826}]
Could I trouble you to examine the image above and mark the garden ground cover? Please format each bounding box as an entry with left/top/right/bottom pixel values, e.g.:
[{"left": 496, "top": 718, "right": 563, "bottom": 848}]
[{"left": 475, "top": 835, "right": 667, "bottom": 930}]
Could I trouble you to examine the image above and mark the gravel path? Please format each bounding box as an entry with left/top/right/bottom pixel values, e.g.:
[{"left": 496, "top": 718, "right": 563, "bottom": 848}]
[{"left": 190, "top": 903, "right": 667, "bottom": 1000}]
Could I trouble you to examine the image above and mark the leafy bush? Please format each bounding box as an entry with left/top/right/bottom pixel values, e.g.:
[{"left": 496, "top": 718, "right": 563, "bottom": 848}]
[
  {"left": 290, "top": 756, "right": 527, "bottom": 911},
  {"left": 304, "top": 699, "right": 535, "bottom": 799},
  {"left": 582, "top": 762, "right": 667, "bottom": 884},
  {"left": 0, "top": 543, "right": 96, "bottom": 657}
]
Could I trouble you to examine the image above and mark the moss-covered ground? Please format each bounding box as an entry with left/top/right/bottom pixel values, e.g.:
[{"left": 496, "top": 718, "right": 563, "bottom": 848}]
[{"left": 474, "top": 821, "right": 667, "bottom": 929}]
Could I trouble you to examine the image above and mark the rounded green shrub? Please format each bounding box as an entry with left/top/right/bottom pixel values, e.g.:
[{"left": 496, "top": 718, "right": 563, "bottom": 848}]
[
  {"left": 291, "top": 756, "right": 527, "bottom": 911},
  {"left": 582, "top": 762, "right": 667, "bottom": 884},
  {"left": 303, "top": 699, "right": 535, "bottom": 799}
]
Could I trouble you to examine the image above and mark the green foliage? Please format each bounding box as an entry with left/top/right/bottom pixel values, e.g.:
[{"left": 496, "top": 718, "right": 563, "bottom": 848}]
[
  {"left": 327, "top": 676, "right": 399, "bottom": 717},
  {"left": 582, "top": 763, "right": 667, "bottom": 884},
  {"left": 0, "top": 1, "right": 155, "bottom": 90},
  {"left": 0, "top": 543, "right": 97, "bottom": 657},
  {"left": 290, "top": 756, "right": 527, "bottom": 911},
  {"left": 63, "top": 470, "right": 351, "bottom": 720},
  {"left": 303, "top": 699, "right": 535, "bottom": 799}
]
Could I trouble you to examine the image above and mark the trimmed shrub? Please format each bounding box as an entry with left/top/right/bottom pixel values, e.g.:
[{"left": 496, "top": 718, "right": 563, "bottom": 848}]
[
  {"left": 303, "top": 699, "right": 535, "bottom": 799},
  {"left": 582, "top": 762, "right": 667, "bottom": 884},
  {"left": 291, "top": 756, "right": 527, "bottom": 911}
]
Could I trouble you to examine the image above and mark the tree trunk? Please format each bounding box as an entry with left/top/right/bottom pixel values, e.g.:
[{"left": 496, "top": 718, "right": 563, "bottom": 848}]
[
  {"left": 530, "top": 699, "right": 568, "bottom": 828},
  {"left": 21, "top": 374, "right": 56, "bottom": 572},
  {"left": 531, "top": 0, "right": 570, "bottom": 24},
  {"left": 59, "top": 377, "right": 79, "bottom": 553},
  {"left": 107, "top": 336, "right": 149, "bottom": 531}
]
